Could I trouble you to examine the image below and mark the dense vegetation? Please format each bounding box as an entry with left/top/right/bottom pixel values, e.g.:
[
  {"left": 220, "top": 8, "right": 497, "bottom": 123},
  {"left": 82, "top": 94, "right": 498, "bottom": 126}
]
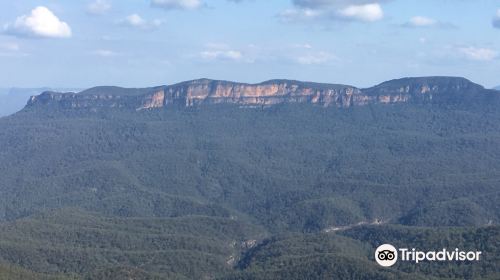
[
  {"left": 0, "top": 100, "right": 499, "bottom": 279},
  {"left": 0, "top": 209, "right": 266, "bottom": 279}
]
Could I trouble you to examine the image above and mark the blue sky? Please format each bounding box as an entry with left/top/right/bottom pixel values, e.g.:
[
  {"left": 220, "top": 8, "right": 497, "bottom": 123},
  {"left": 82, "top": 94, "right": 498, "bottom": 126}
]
[{"left": 0, "top": 0, "right": 499, "bottom": 88}]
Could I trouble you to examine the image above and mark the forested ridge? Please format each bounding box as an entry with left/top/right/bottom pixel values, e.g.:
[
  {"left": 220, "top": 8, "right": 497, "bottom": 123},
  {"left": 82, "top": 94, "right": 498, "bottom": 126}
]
[{"left": 0, "top": 92, "right": 499, "bottom": 279}]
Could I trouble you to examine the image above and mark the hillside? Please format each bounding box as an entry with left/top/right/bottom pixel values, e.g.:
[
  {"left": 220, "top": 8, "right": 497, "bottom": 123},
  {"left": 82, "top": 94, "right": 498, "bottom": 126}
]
[{"left": 0, "top": 77, "right": 499, "bottom": 279}]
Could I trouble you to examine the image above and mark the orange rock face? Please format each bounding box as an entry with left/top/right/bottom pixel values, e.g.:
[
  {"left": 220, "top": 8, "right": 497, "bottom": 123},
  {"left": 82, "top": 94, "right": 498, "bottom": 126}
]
[
  {"left": 27, "top": 77, "right": 487, "bottom": 111},
  {"left": 137, "top": 90, "right": 165, "bottom": 111},
  {"left": 162, "top": 80, "right": 364, "bottom": 109}
]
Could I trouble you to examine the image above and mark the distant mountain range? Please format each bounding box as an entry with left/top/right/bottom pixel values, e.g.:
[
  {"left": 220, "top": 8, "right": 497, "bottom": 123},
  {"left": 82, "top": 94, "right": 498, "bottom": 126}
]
[
  {"left": 0, "top": 87, "right": 81, "bottom": 117},
  {"left": 25, "top": 77, "right": 499, "bottom": 113}
]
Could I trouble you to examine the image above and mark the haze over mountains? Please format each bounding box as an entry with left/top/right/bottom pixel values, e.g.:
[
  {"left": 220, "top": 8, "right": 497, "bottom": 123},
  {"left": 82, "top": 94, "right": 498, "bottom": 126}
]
[
  {"left": 0, "top": 87, "right": 81, "bottom": 117},
  {"left": 0, "top": 76, "right": 499, "bottom": 279}
]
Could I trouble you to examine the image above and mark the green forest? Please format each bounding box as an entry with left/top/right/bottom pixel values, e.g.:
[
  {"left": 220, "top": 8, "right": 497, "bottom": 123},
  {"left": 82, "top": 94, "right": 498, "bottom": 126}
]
[{"left": 0, "top": 102, "right": 499, "bottom": 279}]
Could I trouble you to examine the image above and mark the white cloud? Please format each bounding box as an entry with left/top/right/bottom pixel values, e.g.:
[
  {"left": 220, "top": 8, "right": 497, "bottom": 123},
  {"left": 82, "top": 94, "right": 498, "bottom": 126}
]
[
  {"left": 87, "top": 0, "right": 111, "bottom": 15},
  {"left": 278, "top": 8, "right": 323, "bottom": 22},
  {"left": 3, "top": 6, "right": 72, "bottom": 38},
  {"left": 408, "top": 16, "right": 436, "bottom": 27},
  {"left": 195, "top": 43, "right": 336, "bottom": 65},
  {"left": 120, "top": 14, "right": 164, "bottom": 30},
  {"left": 280, "top": 2, "right": 384, "bottom": 23},
  {"left": 493, "top": 9, "right": 500, "bottom": 29},
  {"left": 126, "top": 14, "right": 146, "bottom": 27},
  {"left": 293, "top": 0, "right": 387, "bottom": 9},
  {"left": 295, "top": 51, "right": 335, "bottom": 65},
  {"left": 200, "top": 50, "right": 242, "bottom": 60},
  {"left": 459, "top": 47, "right": 498, "bottom": 61},
  {"left": 337, "top": 3, "right": 383, "bottom": 22},
  {"left": 92, "top": 49, "right": 119, "bottom": 57},
  {"left": 402, "top": 16, "right": 455, "bottom": 29},
  {"left": 151, "top": 0, "right": 203, "bottom": 10},
  {"left": 199, "top": 43, "right": 246, "bottom": 62}
]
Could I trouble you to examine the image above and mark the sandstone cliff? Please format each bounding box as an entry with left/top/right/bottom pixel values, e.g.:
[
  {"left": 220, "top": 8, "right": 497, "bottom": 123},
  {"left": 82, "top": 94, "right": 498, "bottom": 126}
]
[{"left": 26, "top": 77, "right": 498, "bottom": 111}]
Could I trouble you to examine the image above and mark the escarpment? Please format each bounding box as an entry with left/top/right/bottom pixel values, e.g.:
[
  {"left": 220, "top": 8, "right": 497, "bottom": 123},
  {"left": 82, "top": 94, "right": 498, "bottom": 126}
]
[{"left": 25, "top": 77, "right": 498, "bottom": 111}]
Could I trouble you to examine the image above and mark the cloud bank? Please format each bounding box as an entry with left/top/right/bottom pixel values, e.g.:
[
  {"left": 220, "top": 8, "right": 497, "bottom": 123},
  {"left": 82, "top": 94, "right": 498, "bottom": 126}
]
[{"left": 280, "top": 1, "right": 385, "bottom": 23}]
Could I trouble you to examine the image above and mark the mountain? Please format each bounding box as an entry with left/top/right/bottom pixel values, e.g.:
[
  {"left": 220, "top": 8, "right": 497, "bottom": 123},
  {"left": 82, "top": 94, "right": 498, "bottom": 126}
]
[
  {"left": 25, "top": 77, "right": 499, "bottom": 112},
  {"left": 0, "top": 88, "right": 50, "bottom": 117},
  {"left": 0, "top": 76, "right": 499, "bottom": 279},
  {"left": 0, "top": 87, "right": 81, "bottom": 117},
  {"left": 494, "top": 85, "right": 500, "bottom": 90}
]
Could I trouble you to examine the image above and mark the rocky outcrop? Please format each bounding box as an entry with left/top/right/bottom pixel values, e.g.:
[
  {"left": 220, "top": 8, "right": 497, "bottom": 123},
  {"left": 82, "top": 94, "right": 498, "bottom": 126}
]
[
  {"left": 25, "top": 77, "right": 497, "bottom": 111},
  {"left": 362, "top": 77, "right": 489, "bottom": 104},
  {"left": 27, "top": 92, "right": 134, "bottom": 111},
  {"left": 163, "top": 79, "right": 363, "bottom": 108},
  {"left": 137, "top": 90, "right": 166, "bottom": 111}
]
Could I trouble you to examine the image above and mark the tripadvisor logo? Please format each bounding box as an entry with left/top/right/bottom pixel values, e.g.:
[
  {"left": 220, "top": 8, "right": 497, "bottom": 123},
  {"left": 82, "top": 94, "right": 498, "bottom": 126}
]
[
  {"left": 375, "top": 244, "right": 482, "bottom": 267},
  {"left": 375, "top": 244, "right": 398, "bottom": 267}
]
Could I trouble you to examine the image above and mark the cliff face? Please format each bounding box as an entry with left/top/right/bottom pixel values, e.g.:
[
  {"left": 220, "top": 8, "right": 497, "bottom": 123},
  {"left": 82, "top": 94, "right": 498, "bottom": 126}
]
[
  {"left": 26, "top": 77, "right": 495, "bottom": 111},
  {"left": 163, "top": 79, "right": 363, "bottom": 108}
]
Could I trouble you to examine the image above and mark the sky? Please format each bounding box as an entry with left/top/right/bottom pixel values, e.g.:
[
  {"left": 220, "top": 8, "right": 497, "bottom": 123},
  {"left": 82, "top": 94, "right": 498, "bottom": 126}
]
[{"left": 0, "top": 0, "right": 499, "bottom": 89}]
